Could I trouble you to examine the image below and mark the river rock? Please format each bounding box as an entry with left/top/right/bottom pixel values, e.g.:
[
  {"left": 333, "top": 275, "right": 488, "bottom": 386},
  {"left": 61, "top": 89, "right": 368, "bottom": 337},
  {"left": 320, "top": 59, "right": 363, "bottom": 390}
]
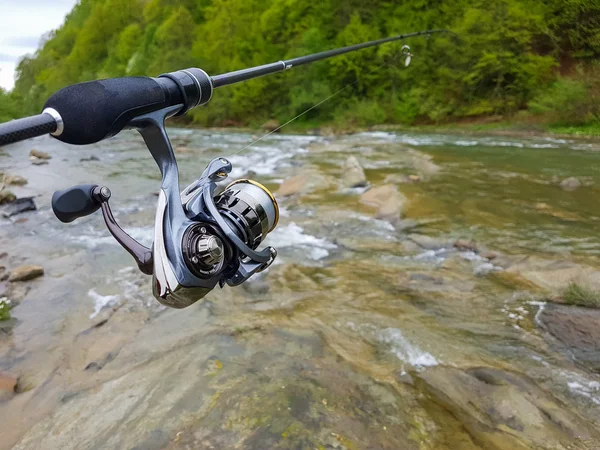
[
  {"left": 0, "top": 371, "right": 17, "bottom": 392},
  {"left": 414, "top": 365, "right": 600, "bottom": 448},
  {"left": 2, "top": 197, "right": 36, "bottom": 218},
  {"left": 9, "top": 265, "right": 44, "bottom": 282},
  {"left": 454, "top": 238, "right": 478, "bottom": 252},
  {"left": 342, "top": 156, "right": 367, "bottom": 188},
  {"left": 407, "top": 149, "right": 440, "bottom": 177},
  {"left": 4, "top": 174, "right": 27, "bottom": 186},
  {"left": 539, "top": 303, "right": 600, "bottom": 372},
  {"left": 29, "top": 157, "right": 48, "bottom": 165},
  {"left": 480, "top": 250, "right": 499, "bottom": 260},
  {"left": 277, "top": 175, "right": 306, "bottom": 197},
  {"left": 261, "top": 119, "right": 280, "bottom": 132},
  {"left": 506, "top": 256, "right": 600, "bottom": 292},
  {"left": 408, "top": 233, "right": 451, "bottom": 250},
  {"left": 560, "top": 177, "right": 581, "bottom": 191},
  {"left": 359, "top": 184, "right": 406, "bottom": 221},
  {"left": 29, "top": 149, "right": 51, "bottom": 160},
  {"left": 0, "top": 189, "right": 16, "bottom": 204}
]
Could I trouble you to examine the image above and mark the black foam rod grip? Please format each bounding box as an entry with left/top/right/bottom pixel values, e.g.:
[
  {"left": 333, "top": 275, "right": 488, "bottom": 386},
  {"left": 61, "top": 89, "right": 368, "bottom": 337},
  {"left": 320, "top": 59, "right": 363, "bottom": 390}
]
[
  {"left": 52, "top": 184, "right": 101, "bottom": 223},
  {"left": 43, "top": 77, "right": 171, "bottom": 145}
]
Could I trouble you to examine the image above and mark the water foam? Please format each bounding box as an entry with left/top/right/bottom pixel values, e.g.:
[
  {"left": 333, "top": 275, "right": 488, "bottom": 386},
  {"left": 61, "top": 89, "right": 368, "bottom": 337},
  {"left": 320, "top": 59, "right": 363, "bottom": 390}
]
[
  {"left": 88, "top": 289, "right": 120, "bottom": 319},
  {"left": 377, "top": 327, "right": 439, "bottom": 368},
  {"left": 74, "top": 226, "right": 154, "bottom": 249},
  {"left": 265, "top": 222, "right": 337, "bottom": 260}
]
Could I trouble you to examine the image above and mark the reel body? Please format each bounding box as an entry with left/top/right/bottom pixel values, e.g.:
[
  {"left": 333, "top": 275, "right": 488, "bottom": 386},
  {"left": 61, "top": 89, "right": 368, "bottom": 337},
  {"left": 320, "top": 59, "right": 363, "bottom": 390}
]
[{"left": 52, "top": 106, "right": 278, "bottom": 308}]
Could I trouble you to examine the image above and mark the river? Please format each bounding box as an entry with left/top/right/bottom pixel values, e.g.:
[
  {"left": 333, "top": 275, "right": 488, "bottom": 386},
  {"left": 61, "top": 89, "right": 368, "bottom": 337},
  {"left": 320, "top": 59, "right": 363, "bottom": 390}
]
[{"left": 1, "top": 129, "right": 599, "bottom": 449}]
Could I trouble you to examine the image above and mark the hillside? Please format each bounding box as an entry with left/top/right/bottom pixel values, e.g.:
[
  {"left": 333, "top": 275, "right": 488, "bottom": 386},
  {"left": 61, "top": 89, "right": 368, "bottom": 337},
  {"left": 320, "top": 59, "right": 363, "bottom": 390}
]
[{"left": 2, "top": 0, "right": 599, "bottom": 130}]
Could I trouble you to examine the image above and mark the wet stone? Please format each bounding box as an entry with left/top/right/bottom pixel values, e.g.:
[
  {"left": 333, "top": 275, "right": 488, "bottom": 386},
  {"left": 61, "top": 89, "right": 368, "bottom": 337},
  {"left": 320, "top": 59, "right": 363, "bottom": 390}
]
[
  {"left": 29, "top": 149, "right": 51, "bottom": 160},
  {"left": 0, "top": 189, "right": 16, "bottom": 204},
  {"left": 4, "top": 174, "right": 27, "bottom": 186},
  {"left": 8, "top": 265, "right": 44, "bottom": 282},
  {"left": 539, "top": 303, "right": 600, "bottom": 373},
  {"left": 2, "top": 197, "right": 36, "bottom": 217},
  {"left": 277, "top": 175, "right": 306, "bottom": 197},
  {"left": 342, "top": 156, "right": 368, "bottom": 188}
]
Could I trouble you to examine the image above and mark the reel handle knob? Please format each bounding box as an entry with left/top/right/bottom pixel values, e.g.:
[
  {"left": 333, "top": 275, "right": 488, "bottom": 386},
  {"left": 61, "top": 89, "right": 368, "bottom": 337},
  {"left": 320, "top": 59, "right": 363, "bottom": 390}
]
[{"left": 51, "top": 184, "right": 104, "bottom": 223}]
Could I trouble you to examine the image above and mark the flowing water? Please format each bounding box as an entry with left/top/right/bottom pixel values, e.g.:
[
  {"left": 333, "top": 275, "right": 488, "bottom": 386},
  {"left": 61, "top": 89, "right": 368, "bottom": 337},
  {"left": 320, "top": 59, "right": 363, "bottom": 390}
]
[{"left": 1, "top": 129, "right": 600, "bottom": 449}]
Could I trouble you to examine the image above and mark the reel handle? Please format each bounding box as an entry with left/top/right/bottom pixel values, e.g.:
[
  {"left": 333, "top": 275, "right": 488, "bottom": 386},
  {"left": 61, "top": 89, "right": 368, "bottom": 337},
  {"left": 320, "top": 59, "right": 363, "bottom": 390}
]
[{"left": 52, "top": 184, "right": 102, "bottom": 223}]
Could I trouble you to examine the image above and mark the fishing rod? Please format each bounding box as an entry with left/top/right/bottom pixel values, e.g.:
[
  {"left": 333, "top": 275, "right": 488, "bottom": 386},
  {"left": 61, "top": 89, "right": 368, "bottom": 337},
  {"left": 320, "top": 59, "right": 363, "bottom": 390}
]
[{"left": 0, "top": 29, "right": 448, "bottom": 309}]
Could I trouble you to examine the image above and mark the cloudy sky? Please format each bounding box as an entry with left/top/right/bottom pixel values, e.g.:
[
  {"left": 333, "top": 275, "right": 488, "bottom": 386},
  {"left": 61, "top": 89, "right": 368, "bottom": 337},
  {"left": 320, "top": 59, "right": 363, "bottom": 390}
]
[{"left": 0, "top": 0, "right": 77, "bottom": 90}]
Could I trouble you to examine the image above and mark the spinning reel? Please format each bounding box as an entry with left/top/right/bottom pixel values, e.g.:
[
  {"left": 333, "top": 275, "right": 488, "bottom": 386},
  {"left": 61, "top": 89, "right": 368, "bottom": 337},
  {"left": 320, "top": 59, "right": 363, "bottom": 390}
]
[{"left": 51, "top": 107, "right": 279, "bottom": 308}]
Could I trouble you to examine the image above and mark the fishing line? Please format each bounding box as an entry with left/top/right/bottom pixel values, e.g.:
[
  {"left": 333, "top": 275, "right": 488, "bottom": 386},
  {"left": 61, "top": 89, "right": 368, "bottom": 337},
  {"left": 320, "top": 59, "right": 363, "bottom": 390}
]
[{"left": 230, "top": 45, "right": 413, "bottom": 157}]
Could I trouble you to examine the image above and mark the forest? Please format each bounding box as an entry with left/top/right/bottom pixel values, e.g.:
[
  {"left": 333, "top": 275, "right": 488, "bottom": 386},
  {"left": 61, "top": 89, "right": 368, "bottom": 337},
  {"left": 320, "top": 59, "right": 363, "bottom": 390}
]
[{"left": 0, "top": 0, "right": 599, "bottom": 133}]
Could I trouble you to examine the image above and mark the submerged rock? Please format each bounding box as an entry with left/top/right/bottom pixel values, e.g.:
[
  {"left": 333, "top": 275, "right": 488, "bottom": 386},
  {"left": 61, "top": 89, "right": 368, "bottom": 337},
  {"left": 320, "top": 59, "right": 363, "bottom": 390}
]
[
  {"left": 539, "top": 303, "right": 600, "bottom": 372},
  {"left": 560, "top": 177, "right": 581, "bottom": 191},
  {"left": 342, "top": 156, "right": 367, "bottom": 188},
  {"left": 415, "top": 365, "right": 600, "bottom": 449},
  {"left": 9, "top": 265, "right": 44, "bottom": 282},
  {"left": 4, "top": 174, "right": 28, "bottom": 186},
  {"left": 2, "top": 197, "right": 36, "bottom": 217},
  {"left": 360, "top": 184, "right": 406, "bottom": 221},
  {"left": 277, "top": 175, "right": 306, "bottom": 197},
  {"left": 454, "top": 238, "right": 478, "bottom": 252},
  {"left": 29, "top": 149, "right": 51, "bottom": 160},
  {"left": 408, "top": 233, "right": 452, "bottom": 250}
]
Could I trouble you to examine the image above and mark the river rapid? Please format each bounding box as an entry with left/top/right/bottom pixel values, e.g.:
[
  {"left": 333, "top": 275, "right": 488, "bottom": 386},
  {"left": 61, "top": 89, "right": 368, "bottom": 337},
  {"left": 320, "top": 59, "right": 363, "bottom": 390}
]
[{"left": 1, "top": 129, "right": 600, "bottom": 449}]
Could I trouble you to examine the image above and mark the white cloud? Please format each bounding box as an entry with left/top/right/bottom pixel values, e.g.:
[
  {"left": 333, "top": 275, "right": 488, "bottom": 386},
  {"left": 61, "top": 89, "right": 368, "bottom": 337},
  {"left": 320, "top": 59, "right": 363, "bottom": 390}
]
[{"left": 0, "top": 0, "right": 77, "bottom": 90}]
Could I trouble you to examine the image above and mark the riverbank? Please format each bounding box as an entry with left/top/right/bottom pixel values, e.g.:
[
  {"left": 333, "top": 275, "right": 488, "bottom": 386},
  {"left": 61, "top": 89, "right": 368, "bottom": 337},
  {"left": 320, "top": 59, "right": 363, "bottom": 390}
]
[
  {"left": 172, "top": 115, "right": 600, "bottom": 141},
  {"left": 1, "top": 129, "right": 600, "bottom": 449}
]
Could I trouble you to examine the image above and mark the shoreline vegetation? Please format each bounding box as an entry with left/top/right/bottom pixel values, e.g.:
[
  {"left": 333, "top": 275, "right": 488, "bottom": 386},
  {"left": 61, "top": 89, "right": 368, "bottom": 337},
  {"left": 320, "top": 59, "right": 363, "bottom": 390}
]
[
  {"left": 1, "top": 0, "right": 599, "bottom": 135},
  {"left": 172, "top": 116, "right": 600, "bottom": 140}
]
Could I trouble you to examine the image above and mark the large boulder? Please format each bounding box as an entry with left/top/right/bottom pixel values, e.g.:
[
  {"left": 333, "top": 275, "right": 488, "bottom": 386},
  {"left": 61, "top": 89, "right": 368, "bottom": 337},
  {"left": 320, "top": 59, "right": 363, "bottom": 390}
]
[
  {"left": 360, "top": 184, "right": 406, "bottom": 221},
  {"left": 560, "top": 177, "right": 581, "bottom": 191},
  {"left": 342, "top": 156, "right": 367, "bottom": 188},
  {"left": 9, "top": 265, "right": 44, "bottom": 282},
  {"left": 538, "top": 303, "right": 600, "bottom": 372}
]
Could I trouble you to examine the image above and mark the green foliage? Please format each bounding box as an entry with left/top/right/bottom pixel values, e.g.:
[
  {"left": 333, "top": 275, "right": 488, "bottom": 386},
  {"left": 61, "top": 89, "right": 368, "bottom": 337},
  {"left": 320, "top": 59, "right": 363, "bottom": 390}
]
[
  {"left": 6, "top": 0, "right": 600, "bottom": 128},
  {"left": 0, "top": 297, "right": 11, "bottom": 321},
  {"left": 529, "top": 65, "right": 600, "bottom": 125},
  {"left": 562, "top": 282, "right": 600, "bottom": 308},
  {"left": 0, "top": 89, "right": 20, "bottom": 123}
]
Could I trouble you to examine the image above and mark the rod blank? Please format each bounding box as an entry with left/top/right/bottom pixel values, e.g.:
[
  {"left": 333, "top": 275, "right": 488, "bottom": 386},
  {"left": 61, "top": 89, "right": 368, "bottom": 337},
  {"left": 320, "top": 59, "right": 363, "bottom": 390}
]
[{"left": 211, "top": 29, "right": 448, "bottom": 89}]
